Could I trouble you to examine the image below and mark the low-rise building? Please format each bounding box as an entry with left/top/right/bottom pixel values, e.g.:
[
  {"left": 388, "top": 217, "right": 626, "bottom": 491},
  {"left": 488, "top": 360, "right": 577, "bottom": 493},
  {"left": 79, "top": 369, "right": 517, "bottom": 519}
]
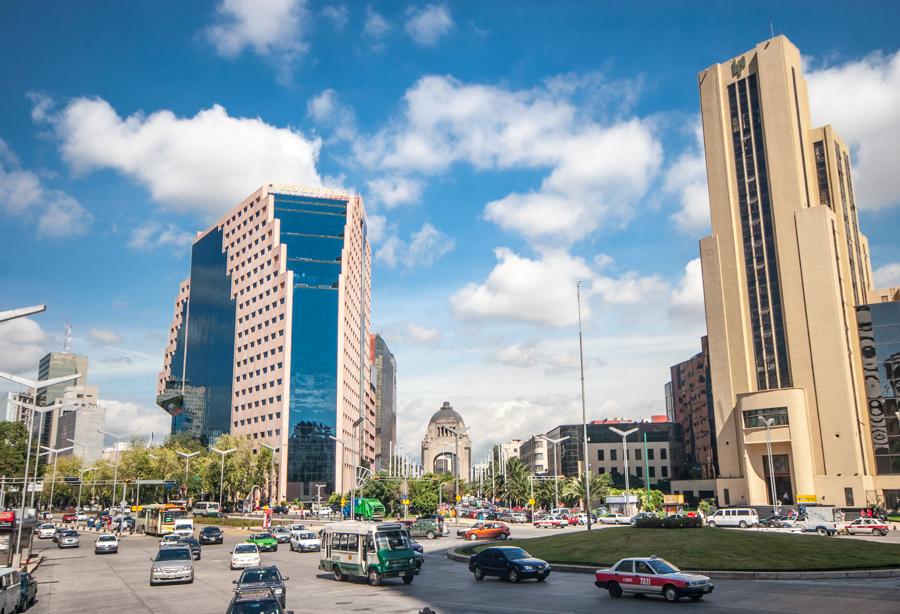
[{"left": 519, "top": 435, "right": 548, "bottom": 475}]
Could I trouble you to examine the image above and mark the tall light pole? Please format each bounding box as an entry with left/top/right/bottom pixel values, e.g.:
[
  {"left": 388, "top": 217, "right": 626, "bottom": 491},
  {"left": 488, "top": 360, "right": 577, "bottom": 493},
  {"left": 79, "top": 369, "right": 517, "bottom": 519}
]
[
  {"left": 0, "top": 304, "right": 45, "bottom": 323},
  {"left": 538, "top": 435, "right": 570, "bottom": 511},
  {"left": 610, "top": 427, "right": 639, "bottom": 516},
  {"left": 40, "top": 446, "right": 73, "bottom": 512},
  {"left": 445, "top": 426, "right": 466, "bottom": 525},
  {"left": 77, "top": 466, "right": 94, "bottom": 511},
  {"left": 1, "top": 370, "right": 80, "bottom": 566},
  {"left": 763, "top": 417, "right": 778, "bottom": 517},
  {"left": 314, "top": 484, "right": 326, "bottom": 512},
  {"left": 98, "top": 429, "right": 126, "bottom": 516},
  {"left": 209, "top": 447, "right": 237, "bottom": 508},
  {"left": 260, "top": 443, "right": 279, "bottom": 507},
  {"left": 175, "top": 450, "right": 200, "bottom": 501},
  {"left": 576, "top": 280, "right": 592, "bottom": 531}
]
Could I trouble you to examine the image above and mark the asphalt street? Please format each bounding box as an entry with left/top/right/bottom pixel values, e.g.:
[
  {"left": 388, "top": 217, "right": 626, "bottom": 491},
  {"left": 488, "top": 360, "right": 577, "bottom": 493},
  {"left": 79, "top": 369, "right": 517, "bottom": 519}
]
[{"left": 23, "top": 522, "right": 900, "bottom": 613}]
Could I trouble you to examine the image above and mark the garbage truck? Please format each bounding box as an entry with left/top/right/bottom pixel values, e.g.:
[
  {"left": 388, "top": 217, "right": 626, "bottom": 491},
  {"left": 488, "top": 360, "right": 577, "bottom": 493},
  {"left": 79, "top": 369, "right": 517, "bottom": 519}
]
[{"left": 342, "top": 498, "right": 385, "bottom": 520}]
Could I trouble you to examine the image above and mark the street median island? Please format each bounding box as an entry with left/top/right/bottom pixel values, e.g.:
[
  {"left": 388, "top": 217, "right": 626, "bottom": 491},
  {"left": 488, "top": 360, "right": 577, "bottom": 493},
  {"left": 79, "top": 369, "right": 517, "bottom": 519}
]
[{"left": 456, "top": 528, "right": 900, "bottom": 572}]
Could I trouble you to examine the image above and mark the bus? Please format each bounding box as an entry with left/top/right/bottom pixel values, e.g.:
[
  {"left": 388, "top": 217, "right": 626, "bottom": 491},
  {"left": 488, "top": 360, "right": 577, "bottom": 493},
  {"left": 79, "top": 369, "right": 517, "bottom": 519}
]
[
  {"left": 191, "top": 502, "right": 221, "bottom": 517},
  {"left": 136, "top": 504, "right": 188, "bottom": 536},
  {"left": 319, "top": 521, "right": 419, "bottom": 586}
]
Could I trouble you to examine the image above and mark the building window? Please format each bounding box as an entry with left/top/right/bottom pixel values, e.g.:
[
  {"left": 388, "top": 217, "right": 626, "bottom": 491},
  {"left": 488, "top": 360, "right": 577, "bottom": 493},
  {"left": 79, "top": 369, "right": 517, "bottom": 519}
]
[
  {"left": 661, "top": 466, "right": 668, "bottom": 477},
  {"left": 742, "top": 406, "right": 789, "bottom": 429},
  {"left": 724, "top": 488, "right": 730, "bottom": 506},
  {"left": 660, "top": 448, "right": 667, "bottom": 460},
  {"left": 813, "top": 140, "right": 831, "bottom": 208},
  {"left": 844, "top": 487, "right": 854, "bottom": 507},
  {"left": 648, "top": 466, "right": 656, "bottom": 478},
  {"left": 598, "top": 467, "right": 605, "bottom": 474},
  {"left": 647, "top": 448, "right": 654, "bottom": 460},
  {"left": 610, "top": 449, "right": 617, "bottom": 461},
  {"left": 635, "top": 449, "right": 642, "bottom": 461},
  {"left": 597, "top": 449, "right": 604, "bottom": 462}
]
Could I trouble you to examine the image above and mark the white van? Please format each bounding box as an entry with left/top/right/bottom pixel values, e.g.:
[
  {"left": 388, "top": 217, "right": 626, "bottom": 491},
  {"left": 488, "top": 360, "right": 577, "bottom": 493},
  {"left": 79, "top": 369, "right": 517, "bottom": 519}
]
[
  {"left": 0, "top": 568, "right": 21, "bottom": 614},
  {"left": 706, "top": 508, "right": 759, "bottom": 528},
  {"left": 172, "top": 518, "right": 194, "bottom": 537}
]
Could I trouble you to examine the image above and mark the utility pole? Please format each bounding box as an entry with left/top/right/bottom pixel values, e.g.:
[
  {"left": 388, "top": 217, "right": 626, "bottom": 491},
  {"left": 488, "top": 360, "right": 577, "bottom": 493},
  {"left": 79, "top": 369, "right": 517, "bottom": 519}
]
[
  {"left": 643, "top": 433, "right": 650, "bottom": 501},
  {"left": 576, "top": 281, "right": 592, "bottom": 531}
]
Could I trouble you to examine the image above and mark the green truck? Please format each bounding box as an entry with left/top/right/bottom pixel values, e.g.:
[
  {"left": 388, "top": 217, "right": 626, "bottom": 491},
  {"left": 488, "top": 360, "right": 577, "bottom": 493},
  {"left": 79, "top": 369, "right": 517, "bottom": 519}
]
[{"left": 343, "top": 498, "right": 386, "bottom": 520}]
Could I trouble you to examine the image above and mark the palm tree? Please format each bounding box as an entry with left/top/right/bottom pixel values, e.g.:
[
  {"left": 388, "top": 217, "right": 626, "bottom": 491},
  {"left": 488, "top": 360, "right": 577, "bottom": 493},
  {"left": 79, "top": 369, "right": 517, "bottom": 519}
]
[
  {"left": 534, "top": 477, "right": 563, "bottom": 511},
  {"left": 501, "top": 458, "right": 531, "bottom": 506},
  {"left": 563, "top": 473, "right": 612, "bottom": 510}
]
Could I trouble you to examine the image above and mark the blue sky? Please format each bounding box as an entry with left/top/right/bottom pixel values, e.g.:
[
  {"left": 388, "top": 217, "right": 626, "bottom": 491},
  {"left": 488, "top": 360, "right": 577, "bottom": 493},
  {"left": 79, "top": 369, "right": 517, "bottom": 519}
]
[{"left": 2, "top": 1, "right": 899, "bottom": 456}]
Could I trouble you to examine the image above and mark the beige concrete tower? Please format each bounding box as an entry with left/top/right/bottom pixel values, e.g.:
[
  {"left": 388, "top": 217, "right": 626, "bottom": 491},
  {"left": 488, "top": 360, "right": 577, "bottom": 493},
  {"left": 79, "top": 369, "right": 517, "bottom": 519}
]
[{"left": 698, "top": 35, "right": 885, "bottom": 506}]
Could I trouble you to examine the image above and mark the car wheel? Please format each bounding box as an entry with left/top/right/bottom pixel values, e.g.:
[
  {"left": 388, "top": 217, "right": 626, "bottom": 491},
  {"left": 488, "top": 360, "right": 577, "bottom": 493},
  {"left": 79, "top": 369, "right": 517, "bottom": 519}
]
[
  {"left": 816, "top": 527, "right": 828, "bottom": 536},
  {"left": 426, "top": 531, "right": 436, "bottom": 540},
  {"left": 402, "top": 574, "right": 414, "bottom": 584},
  {"left": 473, "top": 566, "right": 485, "bottom": 581},
  {"left": 290, "top": 542, "right": 295, "bottom": 551},
  {"left": 499, "top": 533, "right": 507, "bottom": 540},
  {"left": 537, "top": 574, "right": 547, "bottom": 582},
  {"left": 739, "top": 520, "right": 747, "bottom": 528},
  {"left": 607, "top": 582, "right": 622, "bottom": 598},
  {"left": 663, "top": 584, "right": 679, "bottom": 602},
  {"left": 368, "top": 568, "right": 382, "bottom": 586},
  {"left": 708, "top": 521, "right": 716, "bottom": 528},
  {"left": 333, "top": 565, "right": 344, "bottom": 581},
  {"left": 508, "top": 569, "right": 519, "bottom": 583},
  {"left": 469, "top": 534, "right": 478, "bottom": 541}
]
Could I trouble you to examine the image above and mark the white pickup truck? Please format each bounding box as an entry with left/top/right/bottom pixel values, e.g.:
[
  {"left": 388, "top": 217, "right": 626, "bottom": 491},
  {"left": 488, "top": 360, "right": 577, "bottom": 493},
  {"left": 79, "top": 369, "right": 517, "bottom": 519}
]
[{"left": 797, "top": 506, "right": 843, "bottom": 536}]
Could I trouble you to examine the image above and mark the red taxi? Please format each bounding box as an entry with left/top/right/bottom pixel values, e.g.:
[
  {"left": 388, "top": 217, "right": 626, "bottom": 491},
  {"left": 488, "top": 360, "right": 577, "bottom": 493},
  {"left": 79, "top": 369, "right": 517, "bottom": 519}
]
[
  {"left": 61, "top": 513, "right": 77, "bottom": 523},
  {"left": 840, "top": 517, "right": 889, "bottom": 536},
  {"left": 595, "top": 556, "right": 714, "bottom": 602}
]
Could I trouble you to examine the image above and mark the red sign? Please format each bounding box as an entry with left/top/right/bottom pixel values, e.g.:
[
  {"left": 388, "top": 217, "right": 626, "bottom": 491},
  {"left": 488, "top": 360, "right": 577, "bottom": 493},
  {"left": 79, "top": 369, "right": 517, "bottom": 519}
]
[{"left": 0, "top": 511, "right": 15, "bottom": 528}]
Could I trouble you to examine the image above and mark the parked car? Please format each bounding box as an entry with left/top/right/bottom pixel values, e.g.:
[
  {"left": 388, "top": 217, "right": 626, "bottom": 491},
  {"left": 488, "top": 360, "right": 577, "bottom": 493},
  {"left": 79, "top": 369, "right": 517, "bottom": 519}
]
[
  {"left": 37, "top": 523, "right": 56, "bottom": 539},
  {"left": 595, "top": 556, "right": 714, "bottom": 602},
  {"left": 840, "top": 517, "right": 890, "bottom": 536},
  {"left": 150, "top": 545, "right": 194, "bottom": 586},
  {"left": 759, "top": 515, "right": 797, "bottom": 529},
  {"left": 630, "top": 512, "right": 658, "bottom": 525},
  {"left": 315, "top": 507, "right": 334, "bottom": 518},
  {"left": 289, "top": 530, "right": 321, "bottom": 552},
  {"left": 459, "top": 522, "right": 510, "bottom": 541},
  {"left": 94, "top": 534, "right": 119, "bottom": 554},
  {"left": 533, "top": 515, "right": 567, "bottom": 529},
  {"left": 57, "top": 530, "right": 80, "bottom": 549},
  {"left": 575, "top": 513, "right": 597, "bottom": 525},
  {"left": 199, "top": 526, "right": 224, "bottom": 545},
  {"left": 271, "top": 505, "right": 289, "bottom": 515},
  {"left": 706, "top": 508, "right": 759, "bottom": 528},
  {"left": 469, "top": 546, "right": 550, "bottom": 583},
  {"left": 61, "top": 513, "right": 77, "bottom": 523},
  {"left": 599, "top": 513, "right": 631, "bottom": 525},
  {"left": 270, "top": 526, "right": 292, "bottom": 543},
  {"left": 246, "top": 532, "right": 278, "bottom": 552},
  {"left": 408, "top": 517, "right": 446, "bottom": 539},
  {"left": 233, "top": 565, "right": 289, "bottom": 607},
  {"left": 18, "top": 571, "right": 37, "bottom": 612},
  {"left": 231, "top": 543, "right": 261, "bottom": 570},
  {"left": 226, "top": 588, "right": 294, "bottom": 614}
]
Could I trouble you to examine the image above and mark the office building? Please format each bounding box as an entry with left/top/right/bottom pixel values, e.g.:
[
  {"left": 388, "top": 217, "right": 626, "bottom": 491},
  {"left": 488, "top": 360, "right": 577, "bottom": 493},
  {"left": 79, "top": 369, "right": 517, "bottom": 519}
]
[
  {"left": 55, "top": 385, "right": 106, "bottom": 464},
  {"left": 519, "top": 435, "right": 548, "bottom": 475},
  {"left": 370, "top": 334, "right": 397, "bottom": 471},
  {"left": 4, "top": 391, "right": 34, "bottom": 424},
  {"left": 499, "top": 440, "right": 522, "bottom": 466},
  {"left": 157, "top": 184, "right": 372, "bottom": 500},
  {"left": 421, "top": 402, "right": 471, "bottom": 478},
  {"left": 667, "top": 337, "right": 718, "bottom": 479},
  {"left": 37, "top": 352, "right": 88, "bottom": 447},
  {"left": 698, "top": 35, "right": 899, "bottom": 507}
]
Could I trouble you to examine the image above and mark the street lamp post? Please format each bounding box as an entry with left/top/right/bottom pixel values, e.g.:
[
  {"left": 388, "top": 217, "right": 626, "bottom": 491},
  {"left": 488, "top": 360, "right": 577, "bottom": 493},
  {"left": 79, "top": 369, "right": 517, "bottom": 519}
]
[
  {"left": 445, "top": 426, "right": 466, "bottom": 525},
  {"left": 538, "top": 435, "right": 570, "bottom": 511},
  {"left": 175, "top": 451, "right": 200, "bottom": 500},
  {"left": 98, "top": 429, "right": 126, "bottom": 518},
  {"left": 40, "top": 446, "right": 73, "bottom": 512},
  {"left": 209, "top": 447, "right": 237, "bottom": 508},
  {"left": 576, "top": 280, "right": 593, "bottom": 531},
  {"left": 77, "top": 467, "right": 94, "bottom": 511},
  {"left": 762, "top": 417, "right": 779, "bottom": 517},
  {"left": 610, "top": 427, "right": 639, "bottom": 516},
  {"left": 314, "top": 484, "right": 326, "bottom": 513},
  {"left": 260, "top": 443, "right": 279, "bottom": 507}
]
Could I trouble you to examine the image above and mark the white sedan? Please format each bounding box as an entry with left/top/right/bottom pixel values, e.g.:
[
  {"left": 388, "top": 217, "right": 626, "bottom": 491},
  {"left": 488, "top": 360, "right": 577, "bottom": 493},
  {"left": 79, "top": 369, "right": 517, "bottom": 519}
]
[
  {"left": 230, "top": 543, "right": 261, "bottom": 570},
  {"left": 289, "top": 530, "right": 321, "bottom": 552},
  {"left": 38, "top": 523, "right": 56, "bottom": 539}
]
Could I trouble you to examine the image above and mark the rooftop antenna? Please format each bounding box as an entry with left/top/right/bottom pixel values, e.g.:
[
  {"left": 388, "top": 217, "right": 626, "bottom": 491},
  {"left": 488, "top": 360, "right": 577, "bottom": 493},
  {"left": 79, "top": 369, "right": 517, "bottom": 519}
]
[
  {"left": 63, "top": 320, "right": 73, "bottom": 353},
  {"left": 769, "top": 16, "right": 775, "bottom": 38}
]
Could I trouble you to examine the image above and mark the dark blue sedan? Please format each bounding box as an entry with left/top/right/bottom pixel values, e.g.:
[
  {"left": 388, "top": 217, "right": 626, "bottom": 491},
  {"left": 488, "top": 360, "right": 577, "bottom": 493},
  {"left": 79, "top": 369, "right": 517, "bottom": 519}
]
[{"left": 469, "top": 546, "right": 551, "bottom": 583}]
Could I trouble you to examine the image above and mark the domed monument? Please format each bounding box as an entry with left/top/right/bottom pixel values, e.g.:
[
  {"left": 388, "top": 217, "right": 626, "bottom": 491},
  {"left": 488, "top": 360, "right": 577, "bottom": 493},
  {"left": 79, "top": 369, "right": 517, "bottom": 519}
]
[{"left": 421, "top": 401, "right": 471, "bottom": 479}]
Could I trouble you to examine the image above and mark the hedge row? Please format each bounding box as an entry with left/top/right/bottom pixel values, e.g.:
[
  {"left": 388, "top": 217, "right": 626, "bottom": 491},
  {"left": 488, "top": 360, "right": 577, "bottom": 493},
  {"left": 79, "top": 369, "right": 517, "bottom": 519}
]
[{"left": 634, "top": 516, "right": 702, "bottom": 529}]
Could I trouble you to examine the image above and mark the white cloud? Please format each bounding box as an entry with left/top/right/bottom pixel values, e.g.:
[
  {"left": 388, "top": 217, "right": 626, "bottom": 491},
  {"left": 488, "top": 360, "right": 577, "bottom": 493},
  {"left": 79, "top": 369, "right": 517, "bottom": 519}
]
[
  {"left": 53, "top": 98, "right": 320, "bottom": 219},
  {"left": 0, "top": 318, "right": 47, "bottom": 375},
  {"left": 405, "top": 323, "right": 441, "bottom": 343},
  {"left": 88, "top": 328, "right": 123, "bottom": 346},
  {"left": 592, "top": 269, "right": 668, "bottom": 305},
  {"left": 353, "top": 75, "right": 661, "bottom": 244},
  {"left": 129, "top": 222, "right": 194, "bottom": 251},
  {"left": 873, "top": 262, "right": 900, "bottom": 288},
  {"left": 366, "top": 213, "right": 388, "bottom": 244},
  {"left": 205, "top": 0, "right": 309, "bottom": 81},
  {"left": 0, "top": 138, "right": 92, "bottom": 238},
  {"left": 320, "top": 4, "right": 348, "bottom": 29},
  {"left": 376, "top": 223, "right": 454, "bottom": 269},
  {"left": 491, "top": 342, "right": 540, "bottom": 368},
  {"left": 367, "top": 176, "right": 424, "bottom": 208},
  {"left": 306, "top": 89, "right": 356, "bottom": 141},
  {"left": 807, "top": 49, "right": 900, "bottom": 210},
  {"left": 99, "top": 399, "right": 171, "bottom": 440},
  {"left": 669, "top": 258, "right": 705, "bottom": 325},
  {"left": 451, "top": 248, "right": 591, "bottom": 327},
  {"left": 363, "top": 6, "right": 391, "bottom": 47},
  {"left": 404, "top": 4, "right": 453, "bottom": 47},
  {"left": 664, "top": 120, "right": 709, "bottom": 234}
]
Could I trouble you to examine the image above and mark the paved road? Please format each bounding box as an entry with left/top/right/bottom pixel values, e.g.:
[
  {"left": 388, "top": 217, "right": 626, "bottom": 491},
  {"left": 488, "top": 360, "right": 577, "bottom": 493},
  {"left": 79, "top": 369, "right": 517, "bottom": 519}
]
[{"left": 24, "top": 525, "right": 900, "bottom": 613}]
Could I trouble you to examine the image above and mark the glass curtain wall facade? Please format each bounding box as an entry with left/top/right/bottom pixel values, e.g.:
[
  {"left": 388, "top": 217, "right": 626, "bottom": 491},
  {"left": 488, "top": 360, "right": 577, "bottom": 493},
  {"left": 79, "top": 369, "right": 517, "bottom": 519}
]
[{"left": 857, "top": 302, "right": 900, "bottom": 475}]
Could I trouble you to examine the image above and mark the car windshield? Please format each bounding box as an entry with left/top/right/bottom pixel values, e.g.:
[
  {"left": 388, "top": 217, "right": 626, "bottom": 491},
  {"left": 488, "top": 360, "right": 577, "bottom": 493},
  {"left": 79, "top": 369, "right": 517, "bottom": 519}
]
[
  {"left": 252, "top": 534, "right": 272, "bottom": 540},
  {"left": 97, "top": 536, "right": 116, "bottom": 542},
  {"left": 374, "top": 530, "right": 409, "bottom": 551},
  {"left": 62, "top": 531, "right": 78, "bottom": 537},
  {"left": 40, "top": 524, "right": 53, "bottom": 529},
  {"left": 502, "top": 548, "right": 531, "bottom": 560},
  {"left": 235, "top": 545, "right": 258, "bottom": 554},
  {"left": 202, "top": 527, "right": 220, "bottom": 534},
  {"left": 647, "top": 559, "right": 680, "bottom": 574},
  {"left": 240, "top": 568, "right": 281, "bottom": 583},
  {"left": 295, "top": 532, "right": 315, "bottom": 539},
  {"left": 230, "top": 600, "right": 282, "bottom": 614},
  {"left": 156, "top": 548, "right": 191, "bottom": 561}
]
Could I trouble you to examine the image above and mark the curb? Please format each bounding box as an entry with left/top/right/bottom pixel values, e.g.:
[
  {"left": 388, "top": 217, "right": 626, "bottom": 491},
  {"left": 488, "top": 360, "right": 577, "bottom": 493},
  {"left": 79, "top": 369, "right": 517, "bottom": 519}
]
[{"left": 446, "top": 550, "right": 900, "bottom": 580}]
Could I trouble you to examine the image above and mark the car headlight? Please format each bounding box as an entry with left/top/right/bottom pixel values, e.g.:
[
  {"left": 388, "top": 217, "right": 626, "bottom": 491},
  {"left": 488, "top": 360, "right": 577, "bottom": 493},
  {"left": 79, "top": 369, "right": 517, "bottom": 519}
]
[
  {"left": 274, "top": 588, "right": 283, "bottom": 593},
  {"left": 521, "top": 565, "right": 534, "bottom": 571},
  {"left": 153, "top": 566, "right": 162, "bottom": 572}
]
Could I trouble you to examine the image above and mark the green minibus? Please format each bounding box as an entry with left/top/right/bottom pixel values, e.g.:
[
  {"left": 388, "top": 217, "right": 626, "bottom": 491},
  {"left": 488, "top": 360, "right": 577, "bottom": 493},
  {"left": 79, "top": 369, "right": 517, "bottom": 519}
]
[{"left": 319, "top": 521, "right": 419, "bottom": 586}]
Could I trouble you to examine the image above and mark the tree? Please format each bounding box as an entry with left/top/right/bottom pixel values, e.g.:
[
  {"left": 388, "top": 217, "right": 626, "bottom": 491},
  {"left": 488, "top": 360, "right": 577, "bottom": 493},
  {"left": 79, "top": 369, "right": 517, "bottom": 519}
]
[
  {"left": 0, "top": 421, "right": 28, "bottom": 481},
  {"left": 637, "top": 489, "right": 664, "bottom": 512},
  {"left": 360, "top": 472, "right": 400, "bottom": 514},
  {"left": 501, "top": 458, "right": 531, "bottom": 506},
  {"left": 563, "top": 472, "right": 613, "bottom": 509}
]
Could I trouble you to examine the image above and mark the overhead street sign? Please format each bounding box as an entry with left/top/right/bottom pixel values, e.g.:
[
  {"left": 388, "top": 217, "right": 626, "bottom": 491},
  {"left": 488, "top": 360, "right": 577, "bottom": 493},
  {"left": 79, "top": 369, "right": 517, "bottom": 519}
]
[{"left": 134, "top": 480, "right": 165, "bottom": 485}]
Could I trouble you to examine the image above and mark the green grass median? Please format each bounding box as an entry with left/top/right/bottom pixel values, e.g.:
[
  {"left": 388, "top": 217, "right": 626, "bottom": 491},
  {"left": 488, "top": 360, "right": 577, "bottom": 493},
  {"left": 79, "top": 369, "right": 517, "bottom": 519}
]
[{"left": 461, "top": 527, "right": 900, "bottom": 571}]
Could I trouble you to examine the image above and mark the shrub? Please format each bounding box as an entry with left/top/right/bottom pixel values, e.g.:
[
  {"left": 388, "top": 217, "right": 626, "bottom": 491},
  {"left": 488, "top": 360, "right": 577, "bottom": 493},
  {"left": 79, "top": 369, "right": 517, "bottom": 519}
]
[{"left": 635, "top": 515, "right": 702, "bottom": 529}]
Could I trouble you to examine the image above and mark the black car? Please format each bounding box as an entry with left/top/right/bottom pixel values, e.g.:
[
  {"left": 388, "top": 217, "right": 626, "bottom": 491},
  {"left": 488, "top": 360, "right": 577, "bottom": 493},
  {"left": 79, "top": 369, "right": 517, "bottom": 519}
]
[
  {"left": 271, "top": 505, "right": 289, "bottom": 515},
  {"left": 226, "top": 589, "right": 293, "bottom": 614},
  {"left": 199, "top": 526, "right": 224, "bottom": 545},
  {"left": 469, "top": 546, "right": 551, "bottom": 583},
  {"left": 166, "top": 536, "right": 202, "bottom": 560},
  {"left": 233, "top": 565, "right": 289, "bottom": 608},
  {"left": 19, "top": 571, "right": 37, "bottom": 611}
]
